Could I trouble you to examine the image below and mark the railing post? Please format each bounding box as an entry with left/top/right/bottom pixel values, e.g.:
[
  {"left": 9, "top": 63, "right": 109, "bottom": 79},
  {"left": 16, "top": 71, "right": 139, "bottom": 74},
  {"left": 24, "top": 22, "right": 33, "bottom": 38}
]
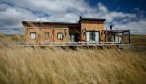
[
  {"left": 104, "top": 29, "right": 106, "bottom": 48},
  {"left": 117, "top": 28, "right": 119, "bottom": 43},
  {"left": 129, "top": 29, "right": 131, "bottom": 44},
  {"left": 105, "top": 28, "right": 107, "bottom": 43}
]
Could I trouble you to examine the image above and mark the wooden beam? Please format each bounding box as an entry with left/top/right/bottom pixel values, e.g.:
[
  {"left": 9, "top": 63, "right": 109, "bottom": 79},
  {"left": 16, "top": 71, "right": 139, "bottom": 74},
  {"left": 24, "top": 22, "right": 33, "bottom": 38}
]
[
  {"left": 117, "top": 28, "right": 119, "bottom": 43},
  {"left": 105, "top": 29, "right": 107, "bottom": 42},
  {"left": 129, "top": 29, "right": 131, "bottom": 44}
]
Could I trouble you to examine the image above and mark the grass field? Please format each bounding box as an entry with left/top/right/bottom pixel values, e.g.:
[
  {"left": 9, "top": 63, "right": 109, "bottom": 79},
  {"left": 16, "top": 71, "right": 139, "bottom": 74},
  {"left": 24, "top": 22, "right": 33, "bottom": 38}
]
[
  {"left": 126, "top": 35, "right": 146, "bottom": 46},
  {"left": 0, "top": 34, "right": 146, "bottom": 84}
]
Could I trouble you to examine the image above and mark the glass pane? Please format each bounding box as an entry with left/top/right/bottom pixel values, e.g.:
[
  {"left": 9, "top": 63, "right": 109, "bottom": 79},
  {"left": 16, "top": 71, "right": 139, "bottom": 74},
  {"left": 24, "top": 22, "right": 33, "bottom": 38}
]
[
  {"left": 86, "top": 32, "right": 90, "bottom": 42},
  {"left": 95, "top": 32, "right": 99, "bottom": 42},
  {"left": 30, "top": 32, "right": 36, "bottom": 40},
  {"left": 70, "top": 34, "right": 75, "bottom": 41},
  {"left": 91, "top": 32, "right": 95, "bottom": 41},
  {"left": 58, "top": 32, "right": 63, "bottom": 40}
]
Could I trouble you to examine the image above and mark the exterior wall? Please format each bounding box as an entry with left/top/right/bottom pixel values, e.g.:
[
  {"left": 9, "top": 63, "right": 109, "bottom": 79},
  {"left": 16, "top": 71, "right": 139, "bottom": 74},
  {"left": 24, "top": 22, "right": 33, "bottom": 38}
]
[
  {"left": 39, "top": 28, "right": 53, "bottom": 43},
  {"left": 53, "top": 28, "right": 69, "bottom": 42},
  {"left": 69, "top": 26, "right": 80, "bottom": 34},
  {"left": 69, "top": 26, "right": 81, "bottom": 42},
  {"left": 23, "top": 20, "right": 105, "bottom": 44},
  {"left": 24, "top": 25, "right": 69, "bottom": 44},
  {"left": 25, "top": 28, "right": 40, "bottom": 44},
  {"left": 80, "top": 21, "right": 105, "bottom": 42}
]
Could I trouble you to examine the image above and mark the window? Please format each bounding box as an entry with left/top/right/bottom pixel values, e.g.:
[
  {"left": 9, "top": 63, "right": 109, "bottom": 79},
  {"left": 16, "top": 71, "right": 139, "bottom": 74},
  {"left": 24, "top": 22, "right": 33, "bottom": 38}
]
[
  {"left": 57, "top": 32, "right": 63, "bottom": 40},
  {"left": 30, "top": 32, "right": 36, "bottom": 40},
  {"left": 70, "top": 34, "right": 75, "bottom": 41},
  {"left": 45, "top": 32, "right": 49, "bottom": 40},
  {"left": 90, "top": 32, "right": 95, "bottom": 41},
  {"left": 86, "top": 31, "right": 99, "bottom": 42}
]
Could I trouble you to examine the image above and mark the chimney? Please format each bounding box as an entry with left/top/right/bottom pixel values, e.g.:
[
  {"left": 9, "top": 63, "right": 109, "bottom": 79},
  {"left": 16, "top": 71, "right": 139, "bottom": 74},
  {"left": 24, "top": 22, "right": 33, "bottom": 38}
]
[
  {"left": 80, "top": 16, "right": 82, "bottom": 19},
  {"left": 110, "top": 25, "right": 113, "bottom": 30}
]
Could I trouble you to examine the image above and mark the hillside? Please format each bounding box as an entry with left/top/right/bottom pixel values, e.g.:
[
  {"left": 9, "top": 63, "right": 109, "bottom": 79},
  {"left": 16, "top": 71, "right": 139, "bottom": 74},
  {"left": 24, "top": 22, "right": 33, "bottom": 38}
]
[{"left": 0, "top": 34, "right": 146, "bottom": 84}]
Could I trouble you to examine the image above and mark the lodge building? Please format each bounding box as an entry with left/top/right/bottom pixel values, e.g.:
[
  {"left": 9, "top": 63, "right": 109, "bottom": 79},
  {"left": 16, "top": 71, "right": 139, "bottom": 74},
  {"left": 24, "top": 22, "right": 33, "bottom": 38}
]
[{"left": 22, "top": 17, "right": 130, "bottom": 46}]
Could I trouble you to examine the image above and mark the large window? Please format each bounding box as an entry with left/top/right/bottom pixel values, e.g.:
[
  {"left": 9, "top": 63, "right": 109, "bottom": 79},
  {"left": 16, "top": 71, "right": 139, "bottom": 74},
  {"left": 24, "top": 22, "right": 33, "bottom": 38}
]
[
  {"left": 57, "top": 32, "right": 63, "bottom": 40},
  {"left": 30, "top": 32, "right": 36, "bottom": 40},
  {"left": 86, "top": 31, "right": 99, "bottom": 42},
  {"left": 45, "top": 32, "right": 49, "bottom": 40},
  {"left": 90, "top": 32, "right": 95, "bottom": 41}
]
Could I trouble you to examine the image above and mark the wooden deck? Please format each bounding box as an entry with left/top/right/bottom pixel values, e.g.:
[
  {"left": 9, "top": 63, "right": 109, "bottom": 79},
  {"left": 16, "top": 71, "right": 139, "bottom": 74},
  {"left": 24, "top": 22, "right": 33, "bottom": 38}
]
[{"left": 14, "top": 42, "right": 133, "bottom": 48}]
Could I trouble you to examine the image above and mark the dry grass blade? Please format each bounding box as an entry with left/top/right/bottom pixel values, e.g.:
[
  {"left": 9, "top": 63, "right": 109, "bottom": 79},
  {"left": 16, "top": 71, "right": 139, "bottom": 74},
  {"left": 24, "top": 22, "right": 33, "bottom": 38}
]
[{"left": 0, "top": 34, "right": 146, "bottom": 84}]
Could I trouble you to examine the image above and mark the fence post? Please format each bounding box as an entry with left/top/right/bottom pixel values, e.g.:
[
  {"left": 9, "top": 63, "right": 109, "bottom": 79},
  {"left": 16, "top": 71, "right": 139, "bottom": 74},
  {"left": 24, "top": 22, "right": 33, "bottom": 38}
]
[{"left": 129, "top": 29, "right": 131, "bottom": 44}]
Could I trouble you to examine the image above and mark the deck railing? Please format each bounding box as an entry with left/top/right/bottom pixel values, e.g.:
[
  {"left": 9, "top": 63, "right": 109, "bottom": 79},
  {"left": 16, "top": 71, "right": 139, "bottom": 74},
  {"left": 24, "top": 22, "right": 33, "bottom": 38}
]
[{"left": 14, "top": 42, "right": 132, "bottom": 47}]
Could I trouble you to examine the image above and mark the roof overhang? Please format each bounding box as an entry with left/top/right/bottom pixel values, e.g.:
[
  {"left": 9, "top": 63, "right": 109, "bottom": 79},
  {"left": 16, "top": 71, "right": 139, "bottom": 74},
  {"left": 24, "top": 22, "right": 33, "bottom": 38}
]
[
  {"left": 22, "top": 21, "right": 78, "bottom": 27},
  {"left": 79, "top": 18, "right": 106, "bottom": 22}
]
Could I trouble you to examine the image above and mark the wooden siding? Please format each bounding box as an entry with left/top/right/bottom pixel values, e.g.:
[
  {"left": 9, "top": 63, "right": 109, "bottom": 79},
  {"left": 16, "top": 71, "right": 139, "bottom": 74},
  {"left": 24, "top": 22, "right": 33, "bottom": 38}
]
[
  {"left": 23, "top": 19, "right": 105, "bottom": 44},
  {"left": 25, "top": 28, "right": 40, "bottom": 44},
  {"left": 24, "top": 26, "right": 69, "bottom": 44},
  {"left": 80, "top": 21, "right": 105, "bottom": 42},
  {"left": 39, "top": 28, "right": 53, "bottom": 43},
  {"left": 69, "top": 26, "right": 80, "bottom": 34}
]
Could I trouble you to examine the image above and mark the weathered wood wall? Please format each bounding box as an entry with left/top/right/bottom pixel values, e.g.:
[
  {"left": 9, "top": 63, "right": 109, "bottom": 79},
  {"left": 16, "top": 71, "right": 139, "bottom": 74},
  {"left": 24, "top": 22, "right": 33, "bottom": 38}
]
[
  {"left": 24, "top": 24, "right": 69, "bottom": 44},
  {"left": 23, "top": 20, "right": 105, "bottom": 44},
  {"left": 80, "top": 21, "right": 105, "bottom": 42}
]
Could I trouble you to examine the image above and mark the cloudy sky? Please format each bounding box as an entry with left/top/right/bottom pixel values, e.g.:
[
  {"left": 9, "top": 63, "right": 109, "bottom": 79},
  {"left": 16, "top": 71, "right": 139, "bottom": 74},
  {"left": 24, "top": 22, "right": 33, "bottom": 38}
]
[{"left": 0, "top": 0, "right": 146, "bottom": 34}]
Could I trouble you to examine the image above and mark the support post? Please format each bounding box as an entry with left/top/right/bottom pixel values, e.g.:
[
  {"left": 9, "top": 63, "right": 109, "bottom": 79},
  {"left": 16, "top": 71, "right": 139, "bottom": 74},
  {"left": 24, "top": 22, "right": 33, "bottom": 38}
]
[
  {"left": 129, "top": 29, "right": 131, "bottom": 44},
  {"left": 53, "top": 28, "right": 54, "bottom": 43},
  {"left": 105, "top": 28, "right": 108, "bottom": 48},
  {"left": 105, "top": 28, "right": 107, "bottom": 43},
  {"left": 117, "top": 28, "right": 119, "bottom": 43}
]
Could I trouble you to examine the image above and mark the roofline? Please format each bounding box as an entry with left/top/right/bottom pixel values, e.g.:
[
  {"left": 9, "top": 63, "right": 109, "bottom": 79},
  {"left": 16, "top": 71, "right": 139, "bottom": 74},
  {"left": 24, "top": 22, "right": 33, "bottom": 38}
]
[
  {"left": 105, "top": 30, "right": 130, "bottom": 33},
  {"left": 22, "top": 21, "right": 78, "bottom": 26},
  {"left": 79, "top": 18, "right": 106, "bottom": 22},
  {"left": 22, "top": 17, "right": 106, "bottom": 26}
]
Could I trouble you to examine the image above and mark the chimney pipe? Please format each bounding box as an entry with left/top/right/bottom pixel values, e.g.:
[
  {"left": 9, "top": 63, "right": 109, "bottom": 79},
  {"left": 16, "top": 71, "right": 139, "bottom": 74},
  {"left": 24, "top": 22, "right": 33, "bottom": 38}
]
[
  {"left": 80, "top": 16, "right": 82, "bottom": 19},
  {"left": 110, "top": 25, "right": 112, "bottom": 30}
]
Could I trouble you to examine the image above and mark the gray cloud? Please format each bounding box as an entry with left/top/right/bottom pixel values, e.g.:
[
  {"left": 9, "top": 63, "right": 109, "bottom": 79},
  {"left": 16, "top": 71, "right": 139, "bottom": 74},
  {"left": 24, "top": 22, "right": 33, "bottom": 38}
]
[{"left": 0, "top": 0, "right": 146, "bottom": 34}]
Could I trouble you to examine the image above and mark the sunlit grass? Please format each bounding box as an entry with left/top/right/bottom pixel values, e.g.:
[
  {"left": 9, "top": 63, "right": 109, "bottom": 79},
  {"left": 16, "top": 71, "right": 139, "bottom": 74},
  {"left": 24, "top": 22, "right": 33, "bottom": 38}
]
[{"left": 0, "top": 34, "right": 146, "bottom": 84}]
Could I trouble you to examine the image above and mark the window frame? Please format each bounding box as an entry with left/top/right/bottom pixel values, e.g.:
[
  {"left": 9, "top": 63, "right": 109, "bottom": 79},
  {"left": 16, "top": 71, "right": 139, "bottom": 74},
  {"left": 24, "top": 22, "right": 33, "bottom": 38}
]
[
  {"left": 86, "top": 31, "right": 100, "bottom": 42},
  {"left": 30, "top": 32, "right": 36, "bottom": 40},
  {"left": 57, "top": 32, "right": 63, "bottom": 40}
]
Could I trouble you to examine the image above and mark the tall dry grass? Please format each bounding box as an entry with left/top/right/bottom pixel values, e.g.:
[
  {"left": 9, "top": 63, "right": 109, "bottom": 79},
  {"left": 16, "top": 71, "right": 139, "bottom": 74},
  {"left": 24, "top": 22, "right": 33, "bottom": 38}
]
[{"left": 0, "top": 34, "right": 146, "bottom": 84}]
